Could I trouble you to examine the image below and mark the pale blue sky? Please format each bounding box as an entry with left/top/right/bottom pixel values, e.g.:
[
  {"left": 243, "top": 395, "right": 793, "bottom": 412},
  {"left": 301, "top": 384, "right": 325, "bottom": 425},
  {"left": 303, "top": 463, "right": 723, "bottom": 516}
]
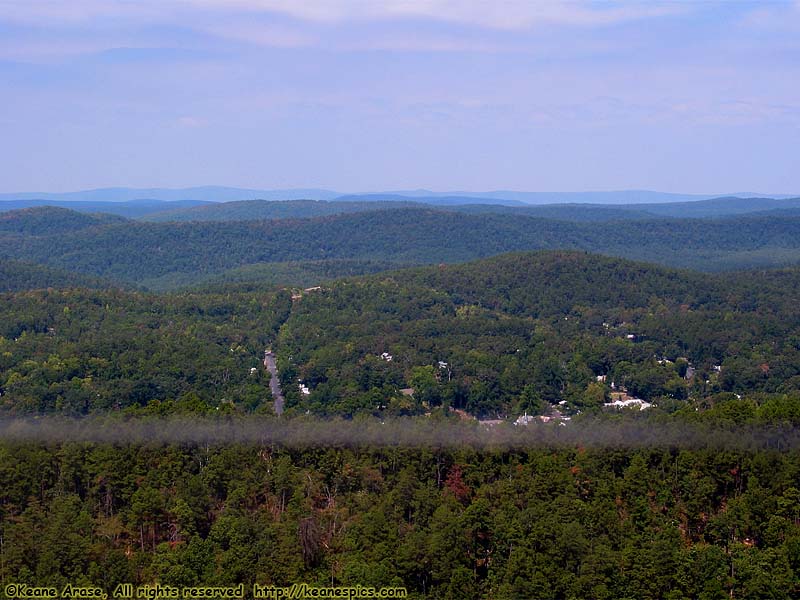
[{"left": 1, "top": 1, "right": 798, "bottom": 194}]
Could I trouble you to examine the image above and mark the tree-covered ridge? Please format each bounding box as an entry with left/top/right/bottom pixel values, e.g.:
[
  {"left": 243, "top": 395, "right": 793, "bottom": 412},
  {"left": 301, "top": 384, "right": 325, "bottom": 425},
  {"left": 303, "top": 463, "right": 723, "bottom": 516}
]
[
  {"left": 3, "top": 250, "right": 800, "bottom": 420},
  {"left": 0, "top": 208, "right": 568, "bottom": 283},
  {"left": 182, "top": 258, "right": 416, "bottom": 290},
  {"left": 7, "top": 195, "right": 800, "bottom": 225},
  {"left": 275, "top": 252, "right": 800, "bottom": 417},
  {"left": 0, "top": 206, "right": 126, "bottom": 235},
  {"left": 141, "top": 198, "right": 657, "bottom": 223},
  {"left": 0, "top": 288, "right": 291, "bottom": 414},
  {"left": 5, "top": 197, "right": 800, "bottom": 231},
  {"left": 141, "top": 199, "right": 424, "bottom": 222},
  {"left": 7, "top": 206, "right": 800, "bottom": 289},
  {"left": 0, "top": 260, "right": 115, "bottom": 292},
  {"left": 0, "top": 199, "right": 214, "bottom": 218}
]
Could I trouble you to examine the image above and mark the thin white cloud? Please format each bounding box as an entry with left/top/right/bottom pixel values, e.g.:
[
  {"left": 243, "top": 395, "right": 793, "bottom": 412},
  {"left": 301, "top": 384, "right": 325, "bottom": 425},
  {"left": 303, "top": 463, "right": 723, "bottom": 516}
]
[
  {"left": 0, "top": 0, "right": 164, "bottom": 24},
  {"left": 0, "top": 0, "right": 689, "bottom": 29},
  {"left": 186, "top": 0, "right": 688, "bottom": 29},
  {"left": 198, "top": 22, "right": 316, "bottom": 48},
  {"left": 13, "top": 1, "right": 791, "bottom": 60},
  {"left": 176, "top": 116, "right": 206, "bottom": 127},
  {"left": 737, "top": 0, "right": 800, "bottom": 32},
  {"left": 0, "top": 38, "right": 108, "bottom": 61}
]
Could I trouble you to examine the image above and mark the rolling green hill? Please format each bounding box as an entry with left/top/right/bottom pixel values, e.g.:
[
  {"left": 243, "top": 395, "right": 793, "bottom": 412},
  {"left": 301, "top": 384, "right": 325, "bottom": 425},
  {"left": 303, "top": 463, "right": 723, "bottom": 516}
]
[
  {"left": 143, "top": 198, "right": 660, "bottom": 223},
  {"left": 139, "top": 196, "right": 800, "bottom": 223},
  {"left": 3, "top": 250, "right": 800, "bottom": 596},
  {"left": 0, "top": 199, "right": 212, "bottom": 218},
  {"left": 274, "top": 251, "right": 800, "bottom": 416},
  {"left": 0, "top": 259, "right": 118, "bottom": 292},
  {"left": 141, "top": 198, "right": 423, "bottom": 222},
  {"left": 4, "top": 249, "right": 800, "bottom": 418},
  {"left": 0, "top": 206, "right": 126, "bottom": 235},
  {"left": 5, "top": 206, "right": 800, "bottom": 289}
]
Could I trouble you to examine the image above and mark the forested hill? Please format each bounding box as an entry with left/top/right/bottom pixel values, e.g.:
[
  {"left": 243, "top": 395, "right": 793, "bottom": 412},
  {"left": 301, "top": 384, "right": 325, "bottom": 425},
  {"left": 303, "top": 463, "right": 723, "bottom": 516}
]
[
  {"left": 393, "top": 251, "right": 721, "bottom": 315},
  {"left": 141, "top": 196, "right": 800, "bottom": 223},
  {"left": 0, "top": 286, "right": 293, "bottom": 414},
  {"left": 143, "top": 198, "right": 660, "bottom": 223},
  {"left": 5, "top": 206, "right": 800, "bottom": 287},
  {"left": 141, "top": 198, "right": 423, "bottom": 222},
  {"left": 0, "top": 259, "right": 118, "bottom": 292},
  {"left": 0, "top": 199, "right": 212, "bottom": 218},
  {"left": 0, "top": 205, "right": 126, "bottom": 235},
  {"left": 4, "top": 249, "right": 800, "bottom": 417},
  {"left": 3, "top": 250, "right": 800, "bottom": 596},
  {"left": 393, "top": 251, "right": 800, "bottom": 317},
  {"left": 275, "top": 251, "right": 800, "bottom": 417},
  {"left": 608, "top": 195, "right": 800, "bottom": 219}
]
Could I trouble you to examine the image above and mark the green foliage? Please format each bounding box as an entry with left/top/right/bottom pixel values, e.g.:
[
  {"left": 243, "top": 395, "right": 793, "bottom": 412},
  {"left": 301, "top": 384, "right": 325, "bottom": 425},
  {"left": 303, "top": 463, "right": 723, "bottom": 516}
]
[
  {"left": 0, "top": 206, "right": 124, "bottom": 236},
  {"left": 0, "top": 288, "right": 291, "bottom": 414},
  {"left": 0, "top": 444, "right": 797, "bottom": 597},
  {"left": 1, "top": 246, "right": 800, "bottom": 595},
  {"left": 275, "top": 252, "right": 800, "bottom": 417},
  {"left": 0, "top": 259, "right": 115, "bottom": 292},
  {"left": 7, "top": 206, "right": 800, "bottom": 289},
  {"left": 141, "top": 199, "right": 424, "bottom": 223}
]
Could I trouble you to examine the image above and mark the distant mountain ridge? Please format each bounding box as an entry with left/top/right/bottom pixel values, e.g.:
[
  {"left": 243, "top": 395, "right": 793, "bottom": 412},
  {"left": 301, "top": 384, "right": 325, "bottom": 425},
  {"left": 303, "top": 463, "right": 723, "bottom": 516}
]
[
  {"left": 383, "top": 189, "right": 798, "bottom": 204},
  {"left": 333, "top": 193, "right": 529, "bottom": 206},
  {"left": 1, "top": 186, "right": 796, "bottom": 207},
  {"left": 0, "top": 199, "right": 213, "bottom": 218},
  {"left": 141, "top": 199, "right": 425, "bottom": 223},
  {"left": 95, "top": 196, "right": 800, "bottom": 223},
  {"left": 0, "top": 186, "right": 340, "bottom": 203},
  {"left": 3, "top": 190, "right": 800, "bottom": 225}
]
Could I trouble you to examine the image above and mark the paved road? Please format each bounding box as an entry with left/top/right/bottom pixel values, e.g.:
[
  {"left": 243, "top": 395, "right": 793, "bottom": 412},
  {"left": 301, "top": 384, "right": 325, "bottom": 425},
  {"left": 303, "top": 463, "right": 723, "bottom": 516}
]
[{"left": 264, "top": 350, "right": 285, "bottom": 415}]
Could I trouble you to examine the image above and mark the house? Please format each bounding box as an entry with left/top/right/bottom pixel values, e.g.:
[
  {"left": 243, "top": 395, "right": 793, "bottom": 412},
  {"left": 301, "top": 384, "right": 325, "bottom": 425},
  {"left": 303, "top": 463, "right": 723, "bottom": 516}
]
[
  {"left": 380, "top": 352, "right": 393, "bottom": 362},
  {"left": 514, "top": 413, "right": 536, "bottom": 426},
  {"left": 515, "top": 410, "right": 571, "bottom": 426},
  {"left": 604, "top": 397, "right": 652, "bottom": 410}
]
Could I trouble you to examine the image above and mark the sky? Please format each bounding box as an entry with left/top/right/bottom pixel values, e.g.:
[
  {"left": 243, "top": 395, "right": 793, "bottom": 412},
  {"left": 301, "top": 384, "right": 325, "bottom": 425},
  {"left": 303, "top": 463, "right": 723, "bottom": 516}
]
[{"left": 0, "top": 0, "right": 798, "bottom": 194}]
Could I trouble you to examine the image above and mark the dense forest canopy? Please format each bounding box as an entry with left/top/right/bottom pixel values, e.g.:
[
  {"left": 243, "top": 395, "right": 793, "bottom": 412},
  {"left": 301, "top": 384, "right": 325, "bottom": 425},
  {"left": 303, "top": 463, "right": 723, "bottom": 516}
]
[
  {"left": 2, "top": 251, "right": 800, "bottom": 420},
  {"left": 0, "top": 259, "right": 115, "bottom": 292},
  {"left": 0, "top": 287, "right": 291, "bottom": 414},
  {"left": 2, "top": 441, "right": 799, "bottom": 598},
  {"left": 140, "top": 199, "right": 425, "bottom": 222},
  {"left": 3, "top": 212, "right": 800, "bottom": 596},
  {"left": 272, "top": 252, "right": 800, "bottom": 419},
  {"left": 141, "top": 195, "right": 800, "bottom": 223},
  {"left": 4, "top": 194, "right": 800, "bottom": 222},
  {"left": 5, "top": 205, "right": 800, "bottom": 290},
  {"left": 0, "top": 206, "right": 125, "bottom": 236}
]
